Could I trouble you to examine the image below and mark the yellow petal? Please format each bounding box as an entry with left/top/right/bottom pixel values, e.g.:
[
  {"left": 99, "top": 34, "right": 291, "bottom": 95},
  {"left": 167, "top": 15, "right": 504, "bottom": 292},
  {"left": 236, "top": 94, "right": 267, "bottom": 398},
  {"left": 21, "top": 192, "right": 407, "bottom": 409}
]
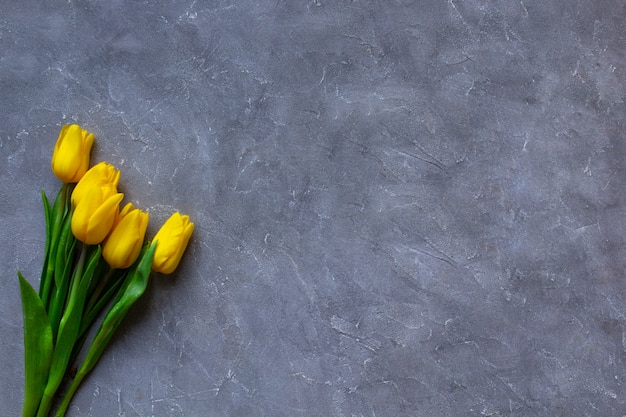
[
  {"left": 51, "top": 124, "right": 95, "bottom": 183},
  {"left": 72, "top": 189, "right": 123, "bottom": 244},
  {"left": 152, "top": 212, "right": 194, "bottom": 274},
  {"left": 103, "top": 207, "right": 149, "bottom": 269},
  {"left": 72, "top": 161, "right": 120, "bottom": 206}
]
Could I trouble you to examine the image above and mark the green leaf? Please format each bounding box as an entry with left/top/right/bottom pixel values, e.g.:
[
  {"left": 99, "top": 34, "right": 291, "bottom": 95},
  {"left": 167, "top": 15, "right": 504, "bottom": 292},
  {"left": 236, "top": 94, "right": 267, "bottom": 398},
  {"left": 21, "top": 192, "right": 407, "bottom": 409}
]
[
  {"left": 40, "top": 184, "right": 70, "bottom": 311},
  {"left": 55, "top": 243, "right": 157, "bottom": 417},
  {"left": 19, "top": 272, "right": 53, "bottom": 417},
  {"left": 38, "top": 191, "right": 52, "bottom": 298}
]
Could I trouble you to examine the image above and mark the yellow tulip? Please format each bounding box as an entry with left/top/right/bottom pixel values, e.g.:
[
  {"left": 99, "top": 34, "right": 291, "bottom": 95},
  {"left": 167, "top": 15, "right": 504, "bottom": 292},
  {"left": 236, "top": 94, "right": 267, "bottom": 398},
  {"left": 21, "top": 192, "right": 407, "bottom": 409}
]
[
  {"left": 51, "top": 124, "right": 95, "bottom": 183},
  {"left": 72, "top": 161, "right": 121, "bottom": 206},
  {"left": 152, "top": 212, "right": 194, "bottom": 274},
  {"left": 71, "top": 183, "right": 123, "bottom": 244},
  {"left": 102, "top": 203, "right": 150, "bottom": 269}
]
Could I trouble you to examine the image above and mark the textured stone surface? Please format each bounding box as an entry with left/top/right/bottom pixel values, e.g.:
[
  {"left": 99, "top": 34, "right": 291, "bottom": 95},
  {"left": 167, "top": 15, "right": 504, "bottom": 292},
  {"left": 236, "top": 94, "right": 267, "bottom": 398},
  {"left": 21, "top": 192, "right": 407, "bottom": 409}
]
[{"left": 1, "top": 1, "right": 624, "bottom": 416}]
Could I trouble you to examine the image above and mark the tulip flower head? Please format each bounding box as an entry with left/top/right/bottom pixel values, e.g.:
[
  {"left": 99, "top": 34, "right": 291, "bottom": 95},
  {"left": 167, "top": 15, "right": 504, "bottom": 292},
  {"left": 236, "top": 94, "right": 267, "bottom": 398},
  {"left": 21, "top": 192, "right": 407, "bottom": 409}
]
[
  {"left": 103, "top": 203, "right": 150, "bottom": 269},
  {"left": 152, "top": 212, "right": 194, "bottom": 274},
  {"left": 72, "top": 161, "right": 121, "bottom": 207},
  {"left": 71, "top": 183, "right": 123, "bottom": 245},
  {"left": 51, "top": 124, "right": 95, "bottom": 183}
]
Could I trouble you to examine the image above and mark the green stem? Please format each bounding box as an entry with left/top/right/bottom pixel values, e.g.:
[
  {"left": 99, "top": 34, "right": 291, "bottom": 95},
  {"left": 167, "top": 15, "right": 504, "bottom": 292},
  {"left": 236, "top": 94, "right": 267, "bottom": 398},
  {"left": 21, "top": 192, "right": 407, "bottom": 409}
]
[
  {"left": 36, "top": 245, "right": 90, "bottom": 417},
  {"left": 69, "top": 268, "right": 123, "bottom": 366},
  {"left": 35, "top": 391, "right": 54, "bottom": 417},
  {"left": 85, "top": 268, "right": 114, "bottom": 315},
  {"left": 56, "top": 244, "right": 156, "bottom": 416},
  {"left": 54, "top": 368, "right": 86, "bottom": 417},
  {"left": 83, "top": 271, "right": 125, "bottom": 337},
  {"left": 48, "top": 217, "right": 77, "bottom": 342}
]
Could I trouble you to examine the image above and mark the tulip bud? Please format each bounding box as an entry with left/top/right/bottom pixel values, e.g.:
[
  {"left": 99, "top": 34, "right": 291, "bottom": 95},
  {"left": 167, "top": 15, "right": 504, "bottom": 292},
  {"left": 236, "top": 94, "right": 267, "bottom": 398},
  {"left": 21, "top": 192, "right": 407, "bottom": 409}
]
[
  {"left": 152, "top": 212, "right": 194, "bottom": 274},
  {"left": 72, "top": 162, "right": 121, "bottom": 207},
  {"left": 102, "top": 203, "right": 149, "bottom": 269},
  {"left": 51, "top": 124, "right": 95, "bottom": 183},
  {"left": 71, "top": 183, "right": 123, "bottom": 245}
]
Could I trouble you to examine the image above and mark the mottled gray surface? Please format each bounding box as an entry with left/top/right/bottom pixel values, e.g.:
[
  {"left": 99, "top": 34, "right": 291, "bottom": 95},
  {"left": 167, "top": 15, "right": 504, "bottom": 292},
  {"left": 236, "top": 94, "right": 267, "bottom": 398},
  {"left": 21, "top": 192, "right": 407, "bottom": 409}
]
[{"left": 1, "top": 0, "right": 624, "bottom": 416}]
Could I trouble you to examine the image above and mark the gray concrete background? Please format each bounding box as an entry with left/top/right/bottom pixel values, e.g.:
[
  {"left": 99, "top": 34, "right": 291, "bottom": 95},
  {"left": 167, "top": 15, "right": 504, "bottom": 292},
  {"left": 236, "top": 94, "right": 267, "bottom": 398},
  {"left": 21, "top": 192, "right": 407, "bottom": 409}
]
[{"left": 1, "top": 1, "right": 624, "bottom": 416}]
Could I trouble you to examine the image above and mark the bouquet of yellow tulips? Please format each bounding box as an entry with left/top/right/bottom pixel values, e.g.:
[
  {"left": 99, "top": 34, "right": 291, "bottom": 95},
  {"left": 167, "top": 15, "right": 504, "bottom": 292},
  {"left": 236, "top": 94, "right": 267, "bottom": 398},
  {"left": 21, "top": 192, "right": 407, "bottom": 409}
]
[{"left": 18, "top": 124, "right": 194, "bottom": 417}]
